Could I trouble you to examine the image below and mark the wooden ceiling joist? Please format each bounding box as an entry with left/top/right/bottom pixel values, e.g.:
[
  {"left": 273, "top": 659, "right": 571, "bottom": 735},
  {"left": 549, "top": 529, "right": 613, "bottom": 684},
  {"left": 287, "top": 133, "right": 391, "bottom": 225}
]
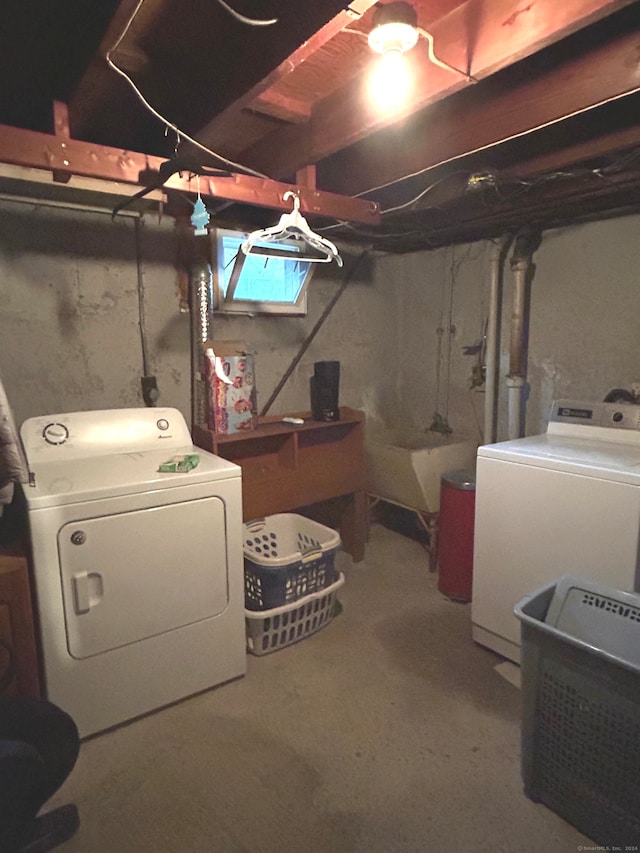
[
  {"left": 241, "top": 0, "right": 636, "bottom": 178},
  {"left": 191, "top": 0, "right": 378, "bottom": 154},
  {"left": 321, "top": 15, "right": 640, "bottom": 197},
  {"left": 0, "top": 110, "right": 380, "bottom": 224}
]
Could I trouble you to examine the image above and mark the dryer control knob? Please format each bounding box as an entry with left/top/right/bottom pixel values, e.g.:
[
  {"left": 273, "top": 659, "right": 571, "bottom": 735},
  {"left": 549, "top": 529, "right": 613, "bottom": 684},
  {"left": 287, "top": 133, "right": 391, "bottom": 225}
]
[
  {"left": 70, "top": 530, "right": 86, "bottom": 545},
  {"left": 613, "top": 411, "right": 624, "bottom": 423},
  {"left": 42, "top": 422, "right": 69, "bottom": 445}
]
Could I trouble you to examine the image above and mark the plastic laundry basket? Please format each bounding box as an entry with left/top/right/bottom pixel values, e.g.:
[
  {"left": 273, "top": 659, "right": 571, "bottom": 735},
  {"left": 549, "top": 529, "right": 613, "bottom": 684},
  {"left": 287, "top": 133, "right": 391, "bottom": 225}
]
[
  {"left": 243, "top": 514, "right": 341, "bottom": 611},
  {"left": 245, "top": 573, "right": 344, "bottom": 656},
  {"left": 514, "top": 575, "right": 640, "bottom": 846}
]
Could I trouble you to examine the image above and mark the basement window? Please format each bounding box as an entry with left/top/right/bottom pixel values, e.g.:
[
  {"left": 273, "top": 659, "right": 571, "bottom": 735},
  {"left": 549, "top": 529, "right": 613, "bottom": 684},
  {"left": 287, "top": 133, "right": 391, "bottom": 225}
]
[{"left": 213, "top": 228, "right": 313, "bottom": 316}]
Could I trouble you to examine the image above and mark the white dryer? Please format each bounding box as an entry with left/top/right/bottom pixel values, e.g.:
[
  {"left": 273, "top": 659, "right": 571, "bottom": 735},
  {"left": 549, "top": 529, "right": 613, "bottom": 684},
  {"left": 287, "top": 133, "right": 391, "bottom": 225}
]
[
  {"left": 19, "top": 407, "right": 246, "bottom": 737},
  {"left": 472, "top": 400, "right": 640, "bottom": 664}
]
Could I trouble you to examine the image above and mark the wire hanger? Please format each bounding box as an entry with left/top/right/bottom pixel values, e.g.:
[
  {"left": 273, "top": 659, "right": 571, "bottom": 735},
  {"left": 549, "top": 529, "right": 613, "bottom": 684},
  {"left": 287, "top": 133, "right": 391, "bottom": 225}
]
[{"left": 241, "top": 191, "right": 343, "bottom": 266}]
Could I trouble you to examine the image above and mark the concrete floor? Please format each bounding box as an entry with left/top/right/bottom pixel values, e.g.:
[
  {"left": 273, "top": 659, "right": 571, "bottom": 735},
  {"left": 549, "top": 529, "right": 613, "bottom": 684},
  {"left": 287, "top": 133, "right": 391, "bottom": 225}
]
[{"left": 48, "top": 523, "right": 591, "bottom": 853}]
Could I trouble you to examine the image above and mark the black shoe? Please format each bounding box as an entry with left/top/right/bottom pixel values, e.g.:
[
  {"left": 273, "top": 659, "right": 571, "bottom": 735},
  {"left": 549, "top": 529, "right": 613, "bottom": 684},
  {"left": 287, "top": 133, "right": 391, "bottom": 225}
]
[{"left": 19, "top": 804, "right": 80, "bottom": 853}]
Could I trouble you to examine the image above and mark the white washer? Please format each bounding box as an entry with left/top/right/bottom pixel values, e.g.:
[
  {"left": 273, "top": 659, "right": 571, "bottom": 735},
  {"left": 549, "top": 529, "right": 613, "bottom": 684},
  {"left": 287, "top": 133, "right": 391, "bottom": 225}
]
[
  {"left": 19, "top": 407, "right": 246, "bottom": 737},
  {"left": 472, "top": 399, "right": 640, "bottom": 664}
]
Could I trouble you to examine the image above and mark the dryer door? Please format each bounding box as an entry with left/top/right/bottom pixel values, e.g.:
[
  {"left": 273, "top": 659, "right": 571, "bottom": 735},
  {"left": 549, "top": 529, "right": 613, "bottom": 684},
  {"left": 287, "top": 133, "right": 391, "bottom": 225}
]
[{"left": 58, "top": 496, "right": 230, "bottom": 659}]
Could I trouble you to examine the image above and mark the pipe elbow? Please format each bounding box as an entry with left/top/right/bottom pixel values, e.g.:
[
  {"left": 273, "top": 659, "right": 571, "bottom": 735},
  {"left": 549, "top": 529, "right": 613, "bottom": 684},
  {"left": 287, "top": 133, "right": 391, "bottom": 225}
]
[
  {"left": 488, "top": 232, "right": 513, "bottom": 262},
  {"left": 510, "top": 227, "right": 542, "bottom": 268}
]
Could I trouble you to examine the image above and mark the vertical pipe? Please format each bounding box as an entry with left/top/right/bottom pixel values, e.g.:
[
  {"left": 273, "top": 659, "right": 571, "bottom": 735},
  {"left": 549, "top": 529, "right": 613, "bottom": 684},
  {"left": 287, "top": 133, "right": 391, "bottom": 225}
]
[
  {"left": 509, "top": 259, "right": 528, "bottom": 380},
  {"left": 506, "top": 229, "right": 542, "bottom": 440},
  {"left": 484, "top": 235, "right": 511, "bottom": 445},
  {"left": 507, "top": 259, "right": 528, "bottom": 439},
  {"left": 506, "top": 375, "right": 525, "bottom": 440},
  {"left": 134, "top": 217, "right": 149, "bottom": 376}
]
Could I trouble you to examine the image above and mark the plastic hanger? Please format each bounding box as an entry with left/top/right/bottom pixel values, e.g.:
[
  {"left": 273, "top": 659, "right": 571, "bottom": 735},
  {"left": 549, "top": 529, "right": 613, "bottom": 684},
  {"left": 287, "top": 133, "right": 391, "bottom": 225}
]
[{"left": 241, "top": 191, "right": 343, "bottom": 267}]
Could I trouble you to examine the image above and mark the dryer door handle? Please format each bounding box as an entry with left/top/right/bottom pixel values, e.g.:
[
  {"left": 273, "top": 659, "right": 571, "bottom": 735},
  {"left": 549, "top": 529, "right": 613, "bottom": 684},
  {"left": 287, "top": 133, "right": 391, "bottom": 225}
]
[{"left": 72, "top": 572, "right": 103, "bottom": 614}]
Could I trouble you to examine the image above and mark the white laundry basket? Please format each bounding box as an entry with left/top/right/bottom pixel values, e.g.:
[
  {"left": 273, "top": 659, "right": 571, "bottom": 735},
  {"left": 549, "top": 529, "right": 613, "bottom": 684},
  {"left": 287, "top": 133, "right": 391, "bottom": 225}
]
[
  {"left": 243, "top": 513, "right": 341, "bottom": 611},
  {"left": 245, "top": 573, "right": 344, "bottom": 656}
]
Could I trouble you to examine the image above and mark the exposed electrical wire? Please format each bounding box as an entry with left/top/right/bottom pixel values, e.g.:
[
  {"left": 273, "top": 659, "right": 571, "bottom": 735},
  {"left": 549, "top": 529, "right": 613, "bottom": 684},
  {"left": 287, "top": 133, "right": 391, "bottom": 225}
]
[
  {"left": 134, "top": 217, "right": 150, "bottom": 376},
  {"left": 318, "top": 139, "right": 640, "bottom": 253},
  {"left": 353, "top": 86, "right": 640, "bottom": 202},
  {"left": 379, "top": 170, "right": 470, "bottom": 215},
  {"left": 315, "top": 173, "right": 466, "bottom": 235},
  {"left": 416, "top": 27, "right": 476, "bottom": 83},
  {"left": 343, "top": 21, "right": 474, "bottom": 83},
  {"left": 214, "top": 0, "right": 277, "bottom": 27},
  {"left": 106, "top": 0, "right": 271, "bottom": 179}
]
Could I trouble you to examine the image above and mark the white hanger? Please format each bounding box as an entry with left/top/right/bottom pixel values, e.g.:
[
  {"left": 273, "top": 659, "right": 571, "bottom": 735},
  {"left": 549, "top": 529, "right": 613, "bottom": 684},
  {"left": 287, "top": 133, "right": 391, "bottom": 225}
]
[{"left": 241, "top": 191, "right": 343, "bottom": 267}]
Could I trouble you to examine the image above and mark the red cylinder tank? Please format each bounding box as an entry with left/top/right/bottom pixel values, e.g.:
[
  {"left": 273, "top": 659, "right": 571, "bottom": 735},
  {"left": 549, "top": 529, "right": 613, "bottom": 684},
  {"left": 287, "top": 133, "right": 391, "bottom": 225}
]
[{"left": 438, "top": 469, "right": 476, "bottom": 602}]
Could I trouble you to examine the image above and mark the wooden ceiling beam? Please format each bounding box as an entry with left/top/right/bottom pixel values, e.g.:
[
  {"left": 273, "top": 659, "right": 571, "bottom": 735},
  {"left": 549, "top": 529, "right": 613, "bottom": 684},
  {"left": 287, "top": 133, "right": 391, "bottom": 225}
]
[
  {"left": 241, "top": 0, "right": 636, "bottom": 178},
  {"left": 68, "top": 0, "right": 166, "bottom": 138},
  {"left": 69, "top": 0, "right": 377, "bottom": 154},
  {"left": 320, "top": 15, "right": 640, "bottom": 197},
  {"left": 251, "top": 92, "right": 312, "bottom": 125},
  {"left": 0, "top": 116, "right": 380, "bottom": 224},
  {"left": 501, "top": 123, "right": 640, "bottom": 181},
  {"left": 192, "top": 0, "right": 378, "bottom": 152}
]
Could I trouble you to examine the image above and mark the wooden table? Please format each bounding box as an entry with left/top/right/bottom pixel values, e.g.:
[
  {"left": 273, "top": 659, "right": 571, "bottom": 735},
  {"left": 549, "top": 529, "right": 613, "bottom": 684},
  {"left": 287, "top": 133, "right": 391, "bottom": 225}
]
[{"left": 193, "top": 407, "right": 367, "bottom": 562}]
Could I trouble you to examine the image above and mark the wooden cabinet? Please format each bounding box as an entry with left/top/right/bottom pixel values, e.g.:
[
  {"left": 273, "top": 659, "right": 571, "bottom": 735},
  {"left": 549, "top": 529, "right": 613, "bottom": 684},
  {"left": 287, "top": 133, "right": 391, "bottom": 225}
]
[
  {"left": 193, "top": 407, "right": 367, "bottom": 561},
  {"left": 0, "top": 553, "right": 41, "bottom": 698}
]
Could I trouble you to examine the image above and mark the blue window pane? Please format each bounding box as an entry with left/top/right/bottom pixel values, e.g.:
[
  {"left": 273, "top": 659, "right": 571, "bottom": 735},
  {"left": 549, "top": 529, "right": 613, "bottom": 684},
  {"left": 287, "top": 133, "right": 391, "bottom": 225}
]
[{"left": 220, "top": 234, "right": 310, "bottom": 304}]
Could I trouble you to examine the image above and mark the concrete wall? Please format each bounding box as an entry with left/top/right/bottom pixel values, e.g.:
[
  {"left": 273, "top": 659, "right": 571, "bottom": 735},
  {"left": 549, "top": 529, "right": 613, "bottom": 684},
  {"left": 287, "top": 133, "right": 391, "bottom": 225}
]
[
  {"left": 523, "top": 216, "right": 640, "bottom": 435},
  {"left": 0, "top": 200, "right": 396, "bottom": 431},
  {"left": 377, "top": 214, "right": 640, "bottom": 443},
  {"left": 376, "top": 243, "right": 489, "bottom": 443},
  {"left": 1, "top": 197, "right": 639, "bottom": 443},
  {"left": 0, "top": 201, "right": 184, "bottom": 426}
]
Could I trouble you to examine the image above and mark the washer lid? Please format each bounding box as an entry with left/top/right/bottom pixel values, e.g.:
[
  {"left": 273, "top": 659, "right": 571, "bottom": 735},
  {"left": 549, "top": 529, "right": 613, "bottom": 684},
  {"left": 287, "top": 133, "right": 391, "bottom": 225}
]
[
  {"left": 23, "top": 445, "right": 240, "bottom": 509},
  {"left": 478, "top": 433, "right": 640, "bottom": 483}
]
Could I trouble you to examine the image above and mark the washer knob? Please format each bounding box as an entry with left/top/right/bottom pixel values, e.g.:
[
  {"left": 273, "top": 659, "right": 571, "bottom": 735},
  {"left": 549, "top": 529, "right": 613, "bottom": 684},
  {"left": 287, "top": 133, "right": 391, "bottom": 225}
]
[
  {"left": 70, "top": 530, "right": 86, "bottom": 545},
  {"left": 613, "top": 411, "right": 624, "bottom": 423}
]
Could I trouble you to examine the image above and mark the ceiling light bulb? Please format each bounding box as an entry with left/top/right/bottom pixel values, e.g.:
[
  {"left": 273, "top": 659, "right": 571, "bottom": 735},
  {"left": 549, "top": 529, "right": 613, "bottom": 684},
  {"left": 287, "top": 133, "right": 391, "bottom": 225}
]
[
  {"left": 367, "top": 2, "right": 419, "bottom": 55},
  {"left": 368, "top": 21, "right": 419, "bottom": 55},
  {"left": 368, "top": 49, "right": 413, "bottom": 111}
]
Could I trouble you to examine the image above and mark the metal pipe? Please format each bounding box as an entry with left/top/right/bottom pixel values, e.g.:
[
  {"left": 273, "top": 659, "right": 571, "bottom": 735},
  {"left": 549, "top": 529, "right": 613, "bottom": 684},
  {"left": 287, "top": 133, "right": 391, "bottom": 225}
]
[
  {"left": 483, "top": 234, "right": 511, "bottom": 445},
  {"left": 506, "top": 228, "right": 542, "bottom": 439},
  {"left": 509, "top": 257, "right": 528, "bottom": 379},
  {"left": 506, "top": 375, "right": 525, "bottom": 440}
]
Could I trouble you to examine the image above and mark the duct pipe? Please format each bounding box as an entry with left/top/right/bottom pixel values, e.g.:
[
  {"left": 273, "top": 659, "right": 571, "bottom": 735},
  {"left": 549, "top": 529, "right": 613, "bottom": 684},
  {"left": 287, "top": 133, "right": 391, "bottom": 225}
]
[
  {"left": 506, "top": 228, "right": 542, "bottom": 440},
  {"left": 483, "top": 234, "right": 512, "bottom": 445},
  {"left": 188, "top": 261, "right": 214, "bottom": 430}
]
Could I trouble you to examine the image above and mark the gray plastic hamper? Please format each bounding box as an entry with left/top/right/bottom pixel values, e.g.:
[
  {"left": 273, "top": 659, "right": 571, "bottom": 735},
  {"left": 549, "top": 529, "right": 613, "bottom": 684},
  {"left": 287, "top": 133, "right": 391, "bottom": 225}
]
[{"left": 514, "top": 575, "right": 640, "bottom": 847}]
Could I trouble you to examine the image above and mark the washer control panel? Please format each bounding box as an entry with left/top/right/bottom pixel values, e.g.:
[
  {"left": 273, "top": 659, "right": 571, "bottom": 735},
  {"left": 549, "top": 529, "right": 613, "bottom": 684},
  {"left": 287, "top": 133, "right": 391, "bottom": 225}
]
[{"left": 551, "top": 400, "right": 640, "bottom": 431}]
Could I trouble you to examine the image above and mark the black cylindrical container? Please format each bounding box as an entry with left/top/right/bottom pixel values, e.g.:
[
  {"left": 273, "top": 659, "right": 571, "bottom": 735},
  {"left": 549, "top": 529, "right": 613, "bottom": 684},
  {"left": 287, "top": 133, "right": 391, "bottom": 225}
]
[{"left": 310, "top": 361, "right": 340, "bottom": 421}]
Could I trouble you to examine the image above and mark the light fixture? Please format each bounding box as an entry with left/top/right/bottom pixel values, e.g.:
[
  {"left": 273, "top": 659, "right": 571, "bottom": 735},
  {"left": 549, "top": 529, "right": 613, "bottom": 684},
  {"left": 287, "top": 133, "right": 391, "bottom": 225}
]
[
  {"left": 364, "top": 1, "right": 474, "bottom": 111},
  {"left": 366, "top": 3, "right": 419, "bottom": 110},
  {"left": 367, "top": 2, "right": 419, "bottom": 57}
]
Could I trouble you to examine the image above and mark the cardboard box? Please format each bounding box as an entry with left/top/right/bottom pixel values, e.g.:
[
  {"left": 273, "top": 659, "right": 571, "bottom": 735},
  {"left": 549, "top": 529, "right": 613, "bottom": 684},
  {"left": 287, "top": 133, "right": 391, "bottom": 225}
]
[{"left": 203, "top": 340, "right": 258, "bottom": 434}]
